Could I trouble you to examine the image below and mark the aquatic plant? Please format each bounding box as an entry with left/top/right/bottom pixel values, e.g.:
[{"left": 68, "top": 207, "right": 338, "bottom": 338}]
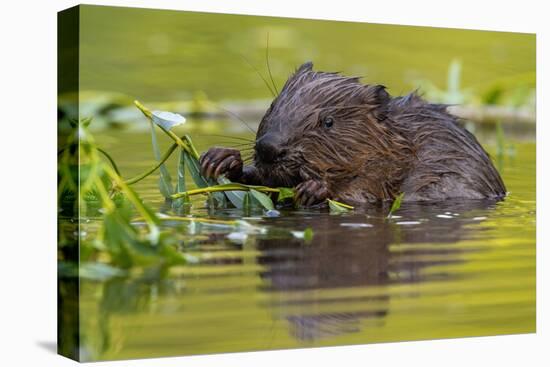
[
  {"left": 133, "top": 101, "right": 357, "bottom": 213},
  {"left": 415, "top": 59, "right": 472, "bottom": 105},
  {"left": 58, "top": 118, "right": 190, "bottom": 279},
  {"left": 57, "top": 108, "right": 325, "bottom": 278},
  {"left": 387, "top": 192, "right": 405, "bottom": 219}
]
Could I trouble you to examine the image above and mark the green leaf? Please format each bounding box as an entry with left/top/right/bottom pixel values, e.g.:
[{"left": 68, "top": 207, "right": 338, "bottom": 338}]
[
  {"left": 183, "top": 151, "right": 209, "bottom": 188},
  {"left": 172, "top": 150, "right": 189, "bottom": 210},
  {"left": 387, "top": 192, "right": 405, "bottom": 218},
  {"left": 303, "top": 227, "right": 314, "bottom": 242},
  {"left": 125, "top": 142, "right": 178, "bottom": 185},
  {"left": 217, "top": 176, "right": 245, "bottom": 209},
  {"left": 181, "top": 151, "right": 227, "bottom": 207},
  {"left": 96, "top": 147, "right": 121, "bottom": 176},
  {"left": 148, "top": 120, "right": 173, "bottom": 199},
  {"left": 81, "top": 116, "right": 93, "bottom": 127},
  {"left": 250, "top": 189, "right": 274, "bottom": 210},
  {"left": 277, "top": 187, "right": 295, "bottom": 202},
  {"left": 290, "top": 227, "right": 314, "bottom": 242},
  {"left": 328, "top": 199, "right": 354, "bottom": 214},
  {"left": 243, "top": 191, "right": 251, "bottom": 210}
]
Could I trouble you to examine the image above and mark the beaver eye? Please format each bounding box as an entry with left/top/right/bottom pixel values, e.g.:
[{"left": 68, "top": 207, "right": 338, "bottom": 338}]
[{"left": 323, "top": 116, "right": 334, "bottom": 128}]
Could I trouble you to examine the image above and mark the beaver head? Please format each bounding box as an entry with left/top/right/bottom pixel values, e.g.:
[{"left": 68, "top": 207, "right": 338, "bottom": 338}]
[{"left": 253, "top": 62, "right": 414, "bottom": 201}]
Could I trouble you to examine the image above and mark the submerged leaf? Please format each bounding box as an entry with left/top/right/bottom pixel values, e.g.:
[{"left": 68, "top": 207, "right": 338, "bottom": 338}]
[{"left": 151, "top": 110, "right": 186, "bottom": 130}]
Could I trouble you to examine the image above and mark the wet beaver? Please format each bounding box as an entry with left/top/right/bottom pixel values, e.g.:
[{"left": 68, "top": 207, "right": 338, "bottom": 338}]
[{"left": 200, "top": 62, "right": 506, "bottom": 206}]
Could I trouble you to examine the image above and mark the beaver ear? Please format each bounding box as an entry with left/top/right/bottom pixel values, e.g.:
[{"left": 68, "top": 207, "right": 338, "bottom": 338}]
[
  {"left": 296, "top": 61, "right": 313, "bottom": 74},
  {"left": 362, "top": 85, "right": 390, "bottom": 121}
]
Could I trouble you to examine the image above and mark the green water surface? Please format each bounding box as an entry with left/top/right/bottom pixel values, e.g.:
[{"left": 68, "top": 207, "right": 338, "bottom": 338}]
[{"left": 76, "top": 128, "right": 535, "bottom": 361}]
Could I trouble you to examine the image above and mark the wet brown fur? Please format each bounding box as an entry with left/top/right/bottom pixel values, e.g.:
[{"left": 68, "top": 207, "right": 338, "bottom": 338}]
[{"left": 252, "top": 62, "right": 506, "bottom": 204}]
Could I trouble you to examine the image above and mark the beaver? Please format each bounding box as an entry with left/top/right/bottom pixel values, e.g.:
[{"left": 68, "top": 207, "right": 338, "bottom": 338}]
[{"left": 199, "top": 62, "right": 506, "bottom": 207}]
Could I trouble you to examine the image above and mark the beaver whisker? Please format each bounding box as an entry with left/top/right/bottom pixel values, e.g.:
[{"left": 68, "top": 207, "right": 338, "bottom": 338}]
[
  {"left": 265, "top": 33, "right": 279, "bottom": 95},
  {"left": 193, "top": 134, "right": 255, "bottom": 143},
  {"left": 240, "top": 54, "right": 276, "bottom": 98},
  {"left": 219, "top": 107, "right": 257, "bottom": 135},
  {"left": 224, "top": 143, "right": 255, "bottom": 149}
]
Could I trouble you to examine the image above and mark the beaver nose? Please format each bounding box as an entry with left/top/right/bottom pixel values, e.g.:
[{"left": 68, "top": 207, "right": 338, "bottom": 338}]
[{"left": 255, "top": 133, "right": 285, "bottom": 163}]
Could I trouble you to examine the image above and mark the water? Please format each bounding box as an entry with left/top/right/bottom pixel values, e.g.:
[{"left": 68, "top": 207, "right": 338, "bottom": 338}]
[
  {"left": 74, "top": 128, "right": 535, "bottom": 361},
  {"left": 76, "top": 5, "right": 535, "bottom": 102}
]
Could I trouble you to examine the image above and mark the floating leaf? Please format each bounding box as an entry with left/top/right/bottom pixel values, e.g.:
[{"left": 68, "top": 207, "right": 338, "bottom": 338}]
[
  {"left": 151, "top": 110, "right": 186, "bottom": 130},
  {"left": 387, "top": 192, "right": 405, "bottom": 218},
  {"left": 328, "top": 199, "right": 354, "bottom": 213}
]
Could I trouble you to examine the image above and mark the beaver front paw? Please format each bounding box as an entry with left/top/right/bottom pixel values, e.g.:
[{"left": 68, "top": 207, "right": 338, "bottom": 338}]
[
  {"left": 295, "top": 180, "right": 330, "bottom": 207},
  {"left": 199, "top": 147, "right": 243, "bottom": 180}
]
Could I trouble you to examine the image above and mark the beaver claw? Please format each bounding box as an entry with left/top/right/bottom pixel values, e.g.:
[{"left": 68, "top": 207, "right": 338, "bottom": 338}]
[
  {"left": 199, "top": 147, "right": 243, "bottom": 180},
  {"left": 295, "top": 180, "right": 330, "bottom": 207}
]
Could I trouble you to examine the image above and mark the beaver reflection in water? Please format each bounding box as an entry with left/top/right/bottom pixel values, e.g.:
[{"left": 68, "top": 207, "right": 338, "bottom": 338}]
[{"left": 200, "top": 62, "right": 506, "bottom": 206}]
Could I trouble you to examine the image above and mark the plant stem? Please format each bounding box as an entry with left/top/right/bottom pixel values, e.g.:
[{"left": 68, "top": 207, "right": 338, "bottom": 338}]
[
  {"left": 94, "top": 176, "right": 116, "bottom": 212},
  {"left": 171, "top": 184, "right": 279, "bottom": 200},
  {"left": 134, "top": 100, "right": 152, "bottom": 119},
  {"left": 134, "top": 100, "right": 194, "bottom": 156},
  {"left": 104, "top": 165, "right": 159, "bottom": 228},
  {"left": 142, "top": 215, "right": 238, "bottom": 226},
  {"left": 183, "top": 135, "right": 200, "bottom": 160},
  {"left": 125, "top": 142, "right": 179, "bottom": 185},
  {"left": 328, "top": 199, "right": 354, "bottom": 209},
  {"left": 96, "top": 148, "right": 121, "bottom": 176}
]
